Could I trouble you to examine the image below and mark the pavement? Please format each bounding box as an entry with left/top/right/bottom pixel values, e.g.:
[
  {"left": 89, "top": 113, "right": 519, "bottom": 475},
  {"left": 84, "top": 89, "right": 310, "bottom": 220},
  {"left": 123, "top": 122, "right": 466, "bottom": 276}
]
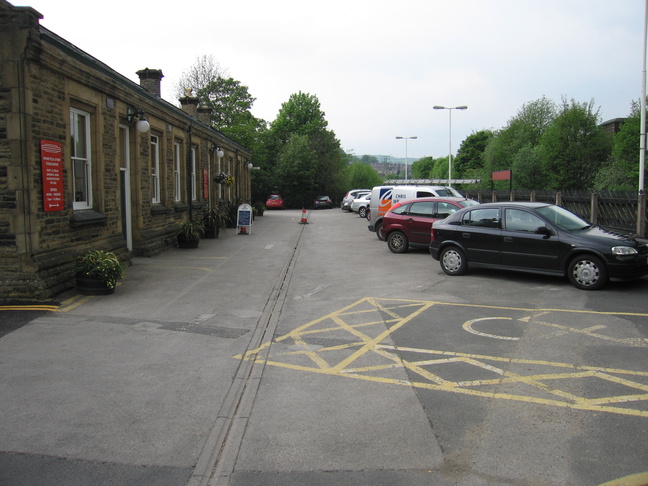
[{"left": 0, "top": 209, "right": 443, "bottom": 486}]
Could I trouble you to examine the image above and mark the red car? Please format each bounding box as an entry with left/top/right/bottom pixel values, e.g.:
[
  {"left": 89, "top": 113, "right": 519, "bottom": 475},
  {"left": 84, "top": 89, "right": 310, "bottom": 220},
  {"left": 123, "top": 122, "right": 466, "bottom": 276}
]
[
  {"left": 383, "top": 197, "right": 479, "bottom": 253},
  {"left": 266, "top": 194, "right": 286, "bottom": 210}
]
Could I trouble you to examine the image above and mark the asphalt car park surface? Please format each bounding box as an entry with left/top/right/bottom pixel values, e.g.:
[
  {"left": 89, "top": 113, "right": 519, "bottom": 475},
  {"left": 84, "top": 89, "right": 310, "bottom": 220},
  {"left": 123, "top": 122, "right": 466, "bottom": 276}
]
[{"left": 1, "top": 208, "right": 646, "bottom": 486}]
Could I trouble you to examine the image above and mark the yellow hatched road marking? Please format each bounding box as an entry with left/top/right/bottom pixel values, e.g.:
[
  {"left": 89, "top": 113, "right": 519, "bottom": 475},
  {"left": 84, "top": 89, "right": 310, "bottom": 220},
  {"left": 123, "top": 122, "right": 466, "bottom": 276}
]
[{"left": 236, "top": 297, "right": 648, "bottom": 418}]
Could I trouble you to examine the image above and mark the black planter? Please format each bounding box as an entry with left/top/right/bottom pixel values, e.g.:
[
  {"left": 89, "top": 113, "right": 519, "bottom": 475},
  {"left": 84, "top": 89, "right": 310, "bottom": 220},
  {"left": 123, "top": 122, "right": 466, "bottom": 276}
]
[
  {"left": 75, "top": 273, "right": 115, "bottom": 295},
  {"left": 202, "top": 226, "right": 218, "bottom": 239},
  {"left": 177, "top": 235, "right": 200, "bottom": 248}
]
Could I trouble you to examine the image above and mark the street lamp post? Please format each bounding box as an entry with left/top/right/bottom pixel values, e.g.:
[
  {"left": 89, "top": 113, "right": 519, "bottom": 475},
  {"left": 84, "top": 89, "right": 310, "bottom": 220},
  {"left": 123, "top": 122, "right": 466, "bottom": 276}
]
[
  {"left": 433, "top": 105, "right": 467, "bottom": 186},
  {"left": 395, "top": 136, "right": 417, "bottom": 180}
]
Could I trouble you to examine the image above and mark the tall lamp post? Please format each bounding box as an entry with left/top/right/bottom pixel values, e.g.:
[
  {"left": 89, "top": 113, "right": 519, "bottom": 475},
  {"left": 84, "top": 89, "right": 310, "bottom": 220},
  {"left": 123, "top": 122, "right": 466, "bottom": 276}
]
[
  {"left": 395, "top": 136, "right": 417, "bottom": 180},
  {"left": 433, "top": 105, "right": 467, "bottom": 186}
]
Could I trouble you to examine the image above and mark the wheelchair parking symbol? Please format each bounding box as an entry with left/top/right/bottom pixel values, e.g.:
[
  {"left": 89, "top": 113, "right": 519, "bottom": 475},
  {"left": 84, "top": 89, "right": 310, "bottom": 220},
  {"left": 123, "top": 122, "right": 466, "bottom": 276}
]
[{"left": 463, "top": 311, "right": 647, "bottom": 347}]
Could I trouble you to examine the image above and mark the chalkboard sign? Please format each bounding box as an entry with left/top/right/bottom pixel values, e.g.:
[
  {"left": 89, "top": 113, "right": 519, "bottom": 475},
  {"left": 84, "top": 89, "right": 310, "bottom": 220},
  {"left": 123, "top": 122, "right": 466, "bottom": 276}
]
[
  {"left": 237, "top": 203, "right": 253, "bottom": 234},
  {"left": 238, "top": 209, "right": 251, "bottom": 226}
]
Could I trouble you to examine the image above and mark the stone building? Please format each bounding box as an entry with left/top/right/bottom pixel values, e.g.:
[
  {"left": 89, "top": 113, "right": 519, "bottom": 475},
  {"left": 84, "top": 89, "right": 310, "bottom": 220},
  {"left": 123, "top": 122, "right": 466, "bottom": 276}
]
[{"left": 0, "top": 0, "right": 253, "bottom": 302}]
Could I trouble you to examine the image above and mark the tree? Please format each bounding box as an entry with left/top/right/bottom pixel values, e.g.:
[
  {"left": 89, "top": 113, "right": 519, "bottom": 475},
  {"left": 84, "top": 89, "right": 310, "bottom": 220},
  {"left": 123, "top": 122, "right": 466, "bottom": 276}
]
[
  {"left": 594, "top": 101, "right": 641, "bottom": 191},
  {"left": 411, "top": 157, "right": 436, "bottom": 178},
  {"left": 452, "top": 130, "right": 494, "bottom": 178},
  {"left": 345, "top": 162, "right": 383, "bottom": 189},
  {"left": 175, "top": 55, "right": 228, "bottom": 99},
  {"left": 537, "top": 99, "right": 612, "bottom": 190},
  {"left": 482, "top": 97, "right": 557, "bottom": 189},
  {"left": 176, "top": 55, "right": 266, "bottom": 147},
  {"left": 266, "top": 92, "right": 345, "bottom": 205},
  {"left": 275, "top": 134, "right": 317, "bottom": 207},
  {"left": 269, "top": 91, "right": 329, "bottom": 143}
]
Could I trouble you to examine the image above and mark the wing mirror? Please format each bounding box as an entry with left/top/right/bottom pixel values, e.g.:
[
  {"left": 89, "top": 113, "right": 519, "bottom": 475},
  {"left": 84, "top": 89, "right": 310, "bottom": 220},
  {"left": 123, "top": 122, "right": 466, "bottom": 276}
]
[{"left": 535, "top": 226, "right": 553, "bottom": 238}]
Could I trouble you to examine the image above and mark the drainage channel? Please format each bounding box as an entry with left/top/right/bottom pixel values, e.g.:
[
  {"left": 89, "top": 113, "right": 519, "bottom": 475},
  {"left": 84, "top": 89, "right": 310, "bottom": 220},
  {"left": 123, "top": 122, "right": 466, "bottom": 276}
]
[{"left": 187, "top": 221, "right": 307, "bottom": 486}]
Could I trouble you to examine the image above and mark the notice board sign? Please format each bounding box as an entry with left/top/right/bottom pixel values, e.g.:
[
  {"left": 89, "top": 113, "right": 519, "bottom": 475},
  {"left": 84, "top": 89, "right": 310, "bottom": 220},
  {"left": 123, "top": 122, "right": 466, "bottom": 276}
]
[
  {"left": 202, "top": 169, "right": 209, "bottom": 200},
  {"left": 40, "top": 140, "right": 64, "bottom": 212},
  {"left": 237, "top": 203, "right": 252, "bottom": 235}
]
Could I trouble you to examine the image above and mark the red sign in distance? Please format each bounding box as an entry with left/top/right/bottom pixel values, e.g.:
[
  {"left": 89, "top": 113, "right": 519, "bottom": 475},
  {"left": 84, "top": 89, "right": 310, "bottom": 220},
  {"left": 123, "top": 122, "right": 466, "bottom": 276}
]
[
  {"left": 40, "top": 140, "right": 64, "bottom": 212},
  {"left": 491, "top": 169, "right": 512, "bottom": 181}
]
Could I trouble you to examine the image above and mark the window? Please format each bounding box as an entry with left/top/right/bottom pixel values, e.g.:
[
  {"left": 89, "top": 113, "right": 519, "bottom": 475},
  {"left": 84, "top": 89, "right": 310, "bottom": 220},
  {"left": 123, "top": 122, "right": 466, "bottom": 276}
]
[
  {"left": 436, "top": 201, "right": 459, "bottom": 219},
  {"left": 174, "top": 142, "right": 181, "bottom": 201},
  {"left": 151, "top": 135, "right": 160, "bottom": 203},
  {"left": 462, "top": 208, "right": 500, "bottom": 228},
  {"left": 191, "top": 147, "right": 197, "bottom": 200},
  {"left": 390, "top": 203, "right": 410, "bottom": 215},
  {"left": 70, "top": 108, "right": 92, "bottom": 209},
  {"left": 409, "top": 201, "right": 434, "bottom": 217},
  {"left": 505, "top": 209, "right": 545, "bottom": 232}
]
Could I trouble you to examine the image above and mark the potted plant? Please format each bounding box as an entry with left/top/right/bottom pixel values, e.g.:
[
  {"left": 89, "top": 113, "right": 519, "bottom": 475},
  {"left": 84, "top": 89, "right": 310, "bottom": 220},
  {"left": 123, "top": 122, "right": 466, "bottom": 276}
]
[
  {"left": 201, "top": 205, "right": 230, "bottom": 239},
  {"left": 253, "top": 202, "right": 265, "bottom": 218},
  {"left": 177, "top": 219, "right": 204, "bottom": 248},
  {"left": 73, "top": 249, "right": 126, "bottom": 295}
]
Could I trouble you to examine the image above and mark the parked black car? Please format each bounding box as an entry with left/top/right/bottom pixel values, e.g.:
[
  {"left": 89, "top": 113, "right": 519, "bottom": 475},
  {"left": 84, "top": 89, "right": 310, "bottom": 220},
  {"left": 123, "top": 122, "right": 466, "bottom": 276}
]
[
  {"left": 429, "top": 202, "right": 648, "bottom": 290},
  {"left": 313, "top": 195, "right": 333, "bottom": 209}
]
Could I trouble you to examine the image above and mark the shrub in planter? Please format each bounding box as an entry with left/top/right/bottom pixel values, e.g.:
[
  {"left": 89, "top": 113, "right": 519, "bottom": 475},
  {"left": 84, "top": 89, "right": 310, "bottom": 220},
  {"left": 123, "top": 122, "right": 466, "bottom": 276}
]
[
  {"left": 201, "top": 205, "right": 230, "bottom": 238},
  {"left": 73, "top": 249, "right": 126, "bottom": 294},
  {"left": 177, "top": 219, "right": 204, "bottom": 248}
]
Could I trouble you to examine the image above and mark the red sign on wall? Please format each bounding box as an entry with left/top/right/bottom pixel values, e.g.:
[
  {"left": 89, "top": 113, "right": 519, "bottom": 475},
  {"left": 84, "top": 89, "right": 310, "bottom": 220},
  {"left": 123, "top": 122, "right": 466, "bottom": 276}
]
[
  {"left": 40, "top": 140, "right": 65, "bottom": 212},
  {"left": 202, "top": 169, "right": 209, "bottom": 200}
]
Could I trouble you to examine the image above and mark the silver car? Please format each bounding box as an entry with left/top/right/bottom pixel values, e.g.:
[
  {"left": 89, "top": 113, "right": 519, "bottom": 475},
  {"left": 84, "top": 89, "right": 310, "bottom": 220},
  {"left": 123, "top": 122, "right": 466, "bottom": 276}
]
[
  {"left": 351, "top": 193, "right": 371, "bottom": 218},
  {"left": 341, "top": 189, "right": 370, "bottom": 211}
]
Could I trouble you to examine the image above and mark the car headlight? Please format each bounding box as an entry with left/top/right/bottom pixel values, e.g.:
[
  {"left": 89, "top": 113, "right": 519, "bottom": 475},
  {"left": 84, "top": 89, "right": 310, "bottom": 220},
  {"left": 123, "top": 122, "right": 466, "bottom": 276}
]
[{"left": 611, "top": 246, "right": 638, "bottom": 255}]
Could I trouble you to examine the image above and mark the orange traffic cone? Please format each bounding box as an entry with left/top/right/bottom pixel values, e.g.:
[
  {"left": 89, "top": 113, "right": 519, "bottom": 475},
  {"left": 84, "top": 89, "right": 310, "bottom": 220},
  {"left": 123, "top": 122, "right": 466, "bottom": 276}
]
[
  {"left": 239, "top": 226, "right": 249, "bottom": 235},
  {"left": 299, "top": 208, "right": 309, "bottom": 224}
]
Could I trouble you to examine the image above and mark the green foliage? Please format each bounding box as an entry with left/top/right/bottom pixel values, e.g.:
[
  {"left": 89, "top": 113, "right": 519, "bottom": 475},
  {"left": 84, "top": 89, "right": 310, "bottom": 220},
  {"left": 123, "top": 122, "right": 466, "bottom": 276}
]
[
  {"left": 537, "top": 99, "right": 612, "bottom": 190},
  {"left": 73, "top": 250, "right": 125, "bottom": 289},
  {"left": 452, "top": 130, "right": 494, "bottom": 178},
  {"left": 594, "top": 102, "right": 641, "bottom": 191},
  {"left": 346, "top": 162, "right": 383, "bottom": 188},
  {"left": 177, "top": 219, "right": 204, "bottom": 239},
  {"left": 266, "top": 92, "right": 345, "bottom": 206},
  {"left": 270, "top": 92, "right": 329, "bottom": 143}
]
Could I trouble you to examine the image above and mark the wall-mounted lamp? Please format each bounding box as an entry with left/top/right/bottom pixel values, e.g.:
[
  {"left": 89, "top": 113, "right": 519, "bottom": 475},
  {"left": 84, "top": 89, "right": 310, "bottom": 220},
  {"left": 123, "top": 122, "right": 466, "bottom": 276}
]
[
  {"left": 247, "top": 162, "right": 260, "bottom": 170},
  {"left": 127, "top": 107, "right": 150, "bottom": 133},
  {"left": 210, "top": 145, "right": 225, "bottom": 158}
]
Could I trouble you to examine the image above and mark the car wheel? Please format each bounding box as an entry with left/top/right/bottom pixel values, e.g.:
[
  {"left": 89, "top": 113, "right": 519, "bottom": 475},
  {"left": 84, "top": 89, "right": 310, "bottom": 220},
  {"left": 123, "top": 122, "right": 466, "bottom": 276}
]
[
  {"left": 568, "top": 255, "right": 608, "bottom": 290},
  {"left": 440, "top": 246, "right": 467, "bottom": 276},
  {"left": 358, "top": 207, "right": 367, "bottom": 218},
  {"left": 387, "top": 231, "right": 408, "bottom": 253},
  {"left": 375, "top": 222, "right": 385, "bottom": 241}
]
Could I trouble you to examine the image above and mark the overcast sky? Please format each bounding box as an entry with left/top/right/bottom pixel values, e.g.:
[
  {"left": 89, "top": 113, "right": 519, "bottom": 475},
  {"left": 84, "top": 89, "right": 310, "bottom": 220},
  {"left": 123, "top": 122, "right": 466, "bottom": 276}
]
[{"left": 20, "top": 0, "right": 645, "bottom": 161}]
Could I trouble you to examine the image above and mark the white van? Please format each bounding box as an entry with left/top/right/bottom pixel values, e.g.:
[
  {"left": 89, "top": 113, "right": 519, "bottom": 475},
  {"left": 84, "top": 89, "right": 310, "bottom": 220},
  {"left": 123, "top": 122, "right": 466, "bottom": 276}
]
[{"left": 367, "top": 185, "right": 463, "bottom": 240}]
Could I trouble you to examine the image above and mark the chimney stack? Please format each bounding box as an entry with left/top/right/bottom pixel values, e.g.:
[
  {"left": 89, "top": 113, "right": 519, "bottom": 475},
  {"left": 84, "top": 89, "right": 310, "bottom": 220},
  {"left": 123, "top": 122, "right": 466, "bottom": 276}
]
[
  {"left": 179, "top": 90, "right": 199, "bottom": 118},
  {"left": 197, "top": 106, "right": 212, "bottom": 126},
  {"left": 136, "top": 68, "right": 164, "bottom": 97}
]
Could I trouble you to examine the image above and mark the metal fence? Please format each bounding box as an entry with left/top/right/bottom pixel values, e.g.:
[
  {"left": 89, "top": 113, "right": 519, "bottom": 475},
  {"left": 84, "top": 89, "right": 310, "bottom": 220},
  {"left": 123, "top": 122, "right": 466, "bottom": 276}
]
[{"left": 462, "top": 189, "right": 648, "bottom": 237}]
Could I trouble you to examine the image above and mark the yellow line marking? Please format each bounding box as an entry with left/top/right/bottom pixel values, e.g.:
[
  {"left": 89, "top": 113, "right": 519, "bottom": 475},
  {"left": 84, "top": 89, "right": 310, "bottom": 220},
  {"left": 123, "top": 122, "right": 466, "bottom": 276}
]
[
  {"left": 57, "top": 295, "right": 94, "bottom": 312},
  {"left": 0, "top": 305, "right": 59, "bottom": 311},
  {"left": 236, "top": 297, "right": 648, "bottom": 418},
  {"left": 598, "top": 472, "right": 648, "bottom": 486}
]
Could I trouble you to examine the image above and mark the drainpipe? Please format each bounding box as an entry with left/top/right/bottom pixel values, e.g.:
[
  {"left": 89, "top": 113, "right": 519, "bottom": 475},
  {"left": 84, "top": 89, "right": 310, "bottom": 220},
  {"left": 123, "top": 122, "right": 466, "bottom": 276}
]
[{"left": 187, "top": 125, "right": 193, "bottom": 222}]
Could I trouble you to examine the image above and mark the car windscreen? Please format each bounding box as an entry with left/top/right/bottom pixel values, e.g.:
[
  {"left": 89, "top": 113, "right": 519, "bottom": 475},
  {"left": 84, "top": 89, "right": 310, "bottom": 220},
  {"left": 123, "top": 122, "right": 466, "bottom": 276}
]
[{"left": 535, "top": 205, "right": 590, "bottom": 231}]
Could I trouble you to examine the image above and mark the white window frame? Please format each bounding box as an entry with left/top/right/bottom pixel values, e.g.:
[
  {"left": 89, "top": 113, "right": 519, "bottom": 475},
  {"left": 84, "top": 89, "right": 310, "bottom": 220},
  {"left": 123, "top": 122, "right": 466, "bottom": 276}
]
[
  {"left": 174, "top": 142, "right": 182, "bottom": 202},
  {"left": 151, "top": 135, "right": 160, "bottom": 203},
  {"left": 70, "top": 108, "right": 92, "bottom": 210},
  {"left": 191, "top": 147, "right": 197, "bottom": 201}
]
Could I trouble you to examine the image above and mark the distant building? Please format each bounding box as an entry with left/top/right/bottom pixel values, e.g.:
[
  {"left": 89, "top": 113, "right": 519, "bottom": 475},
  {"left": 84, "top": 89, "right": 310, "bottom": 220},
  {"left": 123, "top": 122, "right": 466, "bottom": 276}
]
[
  {"left": 600, "top": 118, "right": 627, "bottom": 134},
  {"left": 0, "top": 0, "right": 252, "bottom": 301}
]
